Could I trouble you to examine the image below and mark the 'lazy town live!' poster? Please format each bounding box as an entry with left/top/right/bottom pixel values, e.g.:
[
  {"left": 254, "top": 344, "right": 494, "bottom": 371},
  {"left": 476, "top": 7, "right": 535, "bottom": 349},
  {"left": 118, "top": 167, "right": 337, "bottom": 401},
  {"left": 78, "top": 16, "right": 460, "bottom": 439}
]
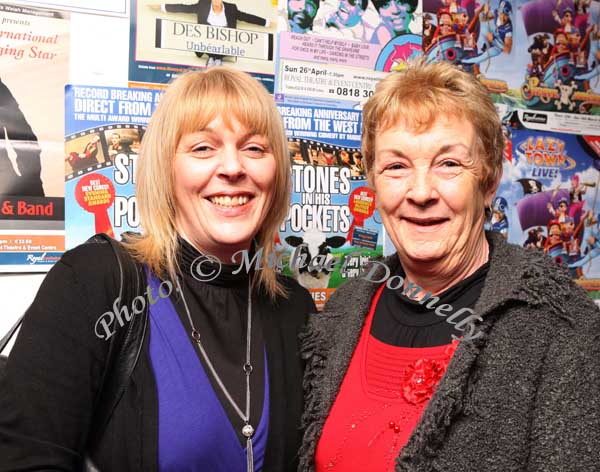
[{"left": 490, "top": 117, "right": 600, "bottom": 298}]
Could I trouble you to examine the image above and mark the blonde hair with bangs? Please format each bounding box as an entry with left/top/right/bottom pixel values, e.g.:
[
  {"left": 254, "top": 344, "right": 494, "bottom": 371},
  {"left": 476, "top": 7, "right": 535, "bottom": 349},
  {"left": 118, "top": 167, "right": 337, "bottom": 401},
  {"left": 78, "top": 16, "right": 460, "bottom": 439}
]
[
  {"left": 123, "top": 67, "right": 290, "bottom": 298},
  {"left": 362, "top": 60, "right": 504, "bottom": 194}
]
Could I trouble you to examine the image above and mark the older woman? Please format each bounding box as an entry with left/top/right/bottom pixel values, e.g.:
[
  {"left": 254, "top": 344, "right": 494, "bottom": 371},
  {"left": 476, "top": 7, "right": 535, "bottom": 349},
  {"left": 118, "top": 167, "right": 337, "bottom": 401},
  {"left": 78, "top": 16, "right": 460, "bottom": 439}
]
[
  {"left": 298, "top": 61, "right": 600, "bottom": 471},
  {"left": 0, "top": 68, "right": 314, "bottom": 471}
]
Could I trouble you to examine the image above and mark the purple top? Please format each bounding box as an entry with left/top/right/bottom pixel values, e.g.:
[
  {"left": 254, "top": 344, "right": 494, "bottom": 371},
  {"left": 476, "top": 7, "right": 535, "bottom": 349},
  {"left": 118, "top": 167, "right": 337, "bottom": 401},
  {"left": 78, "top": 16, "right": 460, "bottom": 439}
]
[{"left": 146, "top": 270, "right": 269, "bottom": 471}]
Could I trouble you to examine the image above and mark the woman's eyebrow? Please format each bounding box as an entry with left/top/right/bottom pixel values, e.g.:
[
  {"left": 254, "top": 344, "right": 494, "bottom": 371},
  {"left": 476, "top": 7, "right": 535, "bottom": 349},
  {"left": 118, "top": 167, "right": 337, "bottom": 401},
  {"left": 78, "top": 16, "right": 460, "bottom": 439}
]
[
  {"left": 236, "top": 131, "right": 267, "bottom": 146},
  {"left": 378, "top": 143, "right": 470, "bottom": 158}
]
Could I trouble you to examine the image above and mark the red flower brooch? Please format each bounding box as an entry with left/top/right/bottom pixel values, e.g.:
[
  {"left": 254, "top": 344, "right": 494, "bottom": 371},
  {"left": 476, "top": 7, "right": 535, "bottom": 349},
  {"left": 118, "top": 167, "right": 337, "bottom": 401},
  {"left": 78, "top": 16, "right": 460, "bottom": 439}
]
[{"left": 401, "top": 340, "right": 459, "bottom": 405}]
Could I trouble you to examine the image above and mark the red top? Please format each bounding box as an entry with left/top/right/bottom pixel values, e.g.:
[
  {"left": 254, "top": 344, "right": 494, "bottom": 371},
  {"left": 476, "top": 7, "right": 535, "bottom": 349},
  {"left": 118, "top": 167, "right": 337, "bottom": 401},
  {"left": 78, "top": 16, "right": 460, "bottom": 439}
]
[{"left": 315, "top": 284, "right": 458, "bottom": 472}]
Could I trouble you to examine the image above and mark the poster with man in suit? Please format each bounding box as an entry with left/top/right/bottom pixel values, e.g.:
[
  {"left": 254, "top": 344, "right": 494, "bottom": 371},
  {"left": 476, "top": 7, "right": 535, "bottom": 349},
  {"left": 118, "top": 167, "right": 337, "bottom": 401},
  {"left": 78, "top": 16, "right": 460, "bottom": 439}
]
[{"left": 130, "top": 0, "right": 276, "bottom": 90}]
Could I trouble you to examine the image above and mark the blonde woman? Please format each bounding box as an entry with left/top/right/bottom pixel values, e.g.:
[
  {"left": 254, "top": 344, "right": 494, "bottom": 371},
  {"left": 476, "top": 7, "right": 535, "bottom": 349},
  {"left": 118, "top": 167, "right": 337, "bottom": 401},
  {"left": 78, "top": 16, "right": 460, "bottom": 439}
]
[{"left": 0, "top": 67, "right": 314, "bottom": 472}]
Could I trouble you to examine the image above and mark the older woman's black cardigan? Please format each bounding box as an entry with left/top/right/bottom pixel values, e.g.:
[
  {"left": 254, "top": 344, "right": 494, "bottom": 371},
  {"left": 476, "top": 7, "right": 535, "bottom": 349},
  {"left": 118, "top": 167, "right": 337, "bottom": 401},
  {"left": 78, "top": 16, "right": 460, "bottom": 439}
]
[
  {"left": 0, "top": 240, "right": 314, "bottom": 471},
  {"left": 298, "top": 231, "right": 600, "bottom": 471}
]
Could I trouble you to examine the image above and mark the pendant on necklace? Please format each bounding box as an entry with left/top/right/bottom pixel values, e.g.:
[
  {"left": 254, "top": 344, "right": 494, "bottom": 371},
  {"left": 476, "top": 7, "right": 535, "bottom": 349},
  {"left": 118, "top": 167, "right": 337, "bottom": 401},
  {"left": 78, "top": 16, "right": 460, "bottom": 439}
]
[{"left": 242, "top": 424, "right": 255, "bottom": 438}]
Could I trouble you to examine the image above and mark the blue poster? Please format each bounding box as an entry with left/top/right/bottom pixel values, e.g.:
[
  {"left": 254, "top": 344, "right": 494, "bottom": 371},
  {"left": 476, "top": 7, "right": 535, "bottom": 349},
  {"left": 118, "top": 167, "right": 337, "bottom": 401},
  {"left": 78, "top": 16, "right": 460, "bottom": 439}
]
[
  {"left": 277, "top": 99, "right": 383, "bottom": 309},
  {"left": 64, "top": 85, "right": 162, "bottom": 249}
]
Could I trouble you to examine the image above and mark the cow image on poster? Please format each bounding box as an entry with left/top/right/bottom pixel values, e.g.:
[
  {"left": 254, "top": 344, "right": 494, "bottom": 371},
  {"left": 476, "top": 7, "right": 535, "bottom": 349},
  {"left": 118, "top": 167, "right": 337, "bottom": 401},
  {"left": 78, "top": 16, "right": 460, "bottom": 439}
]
[{"left": 285, "top": 228, "right": 346, "bottom": 289}]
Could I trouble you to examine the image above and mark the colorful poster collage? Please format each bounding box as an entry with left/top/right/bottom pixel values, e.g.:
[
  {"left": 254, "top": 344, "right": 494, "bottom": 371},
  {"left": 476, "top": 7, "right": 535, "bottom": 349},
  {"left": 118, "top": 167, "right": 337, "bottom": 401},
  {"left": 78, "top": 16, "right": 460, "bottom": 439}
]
[
  {"left": 0, "top": 3, "right": 68, "bottom": 271},
  {"left": 2, "top": 0, "right": 596, "bottom": 307},
  {"left": 277, "top": 101, "right": 383, "bottom": 308}
]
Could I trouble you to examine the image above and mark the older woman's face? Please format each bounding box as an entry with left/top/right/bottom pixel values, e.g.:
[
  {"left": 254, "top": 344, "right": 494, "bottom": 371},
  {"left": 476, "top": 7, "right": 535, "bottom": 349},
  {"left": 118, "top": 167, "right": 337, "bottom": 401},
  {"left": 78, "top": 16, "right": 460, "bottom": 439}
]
[
  {"left": 372, "top": 117, "right": 491, "bottom": 265},
  {"left": 173, "top": 115, "right": 277, "bottom": 260}
]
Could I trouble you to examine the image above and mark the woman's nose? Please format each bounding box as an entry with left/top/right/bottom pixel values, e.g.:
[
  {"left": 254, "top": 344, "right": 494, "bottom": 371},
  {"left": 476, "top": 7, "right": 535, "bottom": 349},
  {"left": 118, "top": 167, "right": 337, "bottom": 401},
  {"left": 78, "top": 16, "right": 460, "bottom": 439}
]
[
  {"left": 406, "top": 169, "right": 437, "bottom": 206},
  {"left": 218, "top": 148, "right": 245, "bottom": 180}
]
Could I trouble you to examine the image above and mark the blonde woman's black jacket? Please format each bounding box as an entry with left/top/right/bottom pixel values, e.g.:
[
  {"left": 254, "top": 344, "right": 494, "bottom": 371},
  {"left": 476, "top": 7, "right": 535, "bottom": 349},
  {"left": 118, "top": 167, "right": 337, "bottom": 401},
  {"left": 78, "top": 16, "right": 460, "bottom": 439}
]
[
  {"left": 0, "top": 239, "right": 314, "bottom": 471},
  {"left": 298, "top": 232, "right": 600, "bottom": 471}
]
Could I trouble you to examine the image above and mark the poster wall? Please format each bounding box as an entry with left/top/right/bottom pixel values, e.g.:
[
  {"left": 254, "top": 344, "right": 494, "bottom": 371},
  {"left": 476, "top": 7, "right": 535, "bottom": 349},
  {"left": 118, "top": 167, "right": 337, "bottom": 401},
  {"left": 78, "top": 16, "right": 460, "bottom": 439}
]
[
  {"left": 64, "top": 84, "right": 161, "bottom": 249},
  {"left": 0, "top": 3, "right": 68, "bottom": 271},
  {"left": 129, "top": 0, "right": 277, "bottom": 90},
  {"left": 277, "top": 101, "right": 383, "bottom": 309},
  {"left": 15, "top": 0, "right": 595, "bottom": 298}
]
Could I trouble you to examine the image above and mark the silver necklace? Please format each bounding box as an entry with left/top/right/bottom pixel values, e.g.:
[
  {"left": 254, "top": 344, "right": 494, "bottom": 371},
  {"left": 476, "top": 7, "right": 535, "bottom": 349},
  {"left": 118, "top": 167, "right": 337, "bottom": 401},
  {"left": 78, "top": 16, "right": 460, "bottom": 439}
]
[{"left": 176, "top": 277, "right": 255, "bottom": 472}]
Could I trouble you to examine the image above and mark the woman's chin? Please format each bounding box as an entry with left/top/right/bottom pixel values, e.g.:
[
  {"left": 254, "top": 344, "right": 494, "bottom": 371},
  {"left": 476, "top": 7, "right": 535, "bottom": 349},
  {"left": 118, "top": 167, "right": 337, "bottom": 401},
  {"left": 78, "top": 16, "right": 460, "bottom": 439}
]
[
  {"left": 211, "top": 233, "right": 254, "bottom": 251},
  {"left": 398, "top": 242, "right": 446, "bottom": 264}
]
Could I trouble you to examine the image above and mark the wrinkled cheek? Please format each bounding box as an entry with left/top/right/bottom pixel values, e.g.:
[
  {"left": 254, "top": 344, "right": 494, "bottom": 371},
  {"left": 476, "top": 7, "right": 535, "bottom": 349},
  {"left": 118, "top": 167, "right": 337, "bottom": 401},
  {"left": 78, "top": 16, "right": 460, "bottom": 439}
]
[
  {"left": 375, "top": 182, "right": 404, "bottom": 211},
  {"left": 378, "top": 203, "right": 399, "bottom": 224},
  {"left": 457, "top": 206, "right": 486, "bottom": 248}
]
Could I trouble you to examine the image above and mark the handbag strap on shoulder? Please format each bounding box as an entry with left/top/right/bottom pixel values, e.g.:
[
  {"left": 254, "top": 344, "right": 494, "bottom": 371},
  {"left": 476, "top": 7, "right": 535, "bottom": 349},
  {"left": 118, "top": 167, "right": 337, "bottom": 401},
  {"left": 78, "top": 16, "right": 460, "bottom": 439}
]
[
  {"left": 0, "top": 314, "right": 25, "bottom": 355},
  {"left": 83, "top": 233, "right": 149, "bottom": 454}
]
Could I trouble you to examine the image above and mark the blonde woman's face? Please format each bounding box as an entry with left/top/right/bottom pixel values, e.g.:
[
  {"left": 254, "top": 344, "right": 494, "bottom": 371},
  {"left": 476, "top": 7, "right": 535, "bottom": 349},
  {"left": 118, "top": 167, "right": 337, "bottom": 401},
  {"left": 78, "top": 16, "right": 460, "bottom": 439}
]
[{"left": 173, "top": 115, "right": 277, "bottom": 261}]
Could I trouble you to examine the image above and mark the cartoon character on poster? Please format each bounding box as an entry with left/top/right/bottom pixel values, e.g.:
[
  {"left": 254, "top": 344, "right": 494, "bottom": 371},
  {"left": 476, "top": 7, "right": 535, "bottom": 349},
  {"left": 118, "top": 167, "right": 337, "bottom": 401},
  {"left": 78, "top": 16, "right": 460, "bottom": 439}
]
[
  {"left": 422, "top": 0, "right": 574, "bottom": 120},
  {"left": 422, "top": 0, "right": 600, "bottom": 114},
  {"left": 520, "top": 0, "right": 600, "bottom": 114},
  {"left": 486, "top": 195, "right": 510, "bottom": 238},
  {"left": 497, "top": 128, "right": 600, "bottom": 290},
  {"left": 369, "top": 0, "right": 420, "bottom": 45},
  {"left": 315, "top": 0, "right": 379, "bottom": 41},
  {"left": 423, "top": 0, "right": 515, "bottom": 78}
]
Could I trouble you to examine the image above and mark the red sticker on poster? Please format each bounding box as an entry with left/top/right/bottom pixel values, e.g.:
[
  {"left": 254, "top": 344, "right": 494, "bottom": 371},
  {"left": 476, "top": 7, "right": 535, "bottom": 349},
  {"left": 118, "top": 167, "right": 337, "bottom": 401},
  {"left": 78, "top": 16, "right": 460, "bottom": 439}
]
[
  {"left": 75, "top": 173, "right": 116, "bottom": 237},
  {"left": 347, "top": 186, "right": 376, "bottom": 242},
  {"left": 582, "top": 136, "right": 600, "bottom": 157},
  {"left": 504, "top": 139, "right": 512, "bottom": 163}
]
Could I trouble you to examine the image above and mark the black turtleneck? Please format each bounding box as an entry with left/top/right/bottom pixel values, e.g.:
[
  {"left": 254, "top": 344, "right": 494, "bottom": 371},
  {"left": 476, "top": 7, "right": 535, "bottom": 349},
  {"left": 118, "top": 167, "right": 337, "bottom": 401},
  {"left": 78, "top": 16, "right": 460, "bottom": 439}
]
[
  {"left": 172, "top": 237, "right": 266, "bottom": 445},
  {"left": 371, "top": 239, "right": 492, "bottom": 347}
]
